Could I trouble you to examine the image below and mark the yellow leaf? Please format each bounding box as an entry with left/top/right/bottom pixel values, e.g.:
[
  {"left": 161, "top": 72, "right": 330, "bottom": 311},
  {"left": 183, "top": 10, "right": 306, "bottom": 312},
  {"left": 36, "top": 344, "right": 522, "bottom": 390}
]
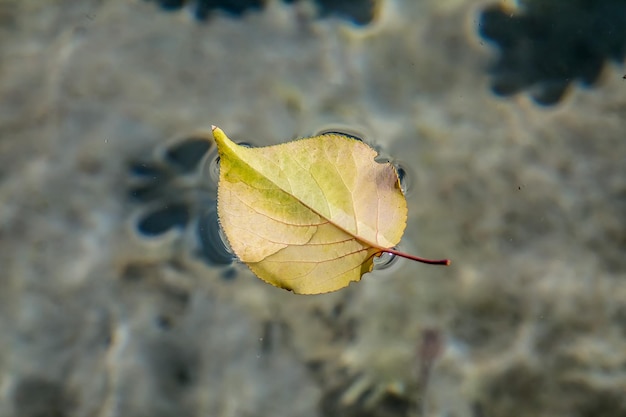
[{"left": 213, "top": 126, "right": 449, "bottom": 294}]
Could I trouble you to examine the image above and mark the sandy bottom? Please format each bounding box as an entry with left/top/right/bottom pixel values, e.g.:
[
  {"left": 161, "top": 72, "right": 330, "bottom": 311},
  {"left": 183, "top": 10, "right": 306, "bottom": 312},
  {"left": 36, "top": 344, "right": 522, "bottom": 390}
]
[{"left": 0, "top": 0, "right": 625, "bottom": 416}]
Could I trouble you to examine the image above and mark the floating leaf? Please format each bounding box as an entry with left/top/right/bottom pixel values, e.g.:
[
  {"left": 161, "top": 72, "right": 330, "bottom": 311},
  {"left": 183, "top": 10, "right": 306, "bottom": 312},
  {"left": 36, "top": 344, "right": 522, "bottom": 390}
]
[{"left": 212, "top": 126, "right": 449, "bottom": 294}]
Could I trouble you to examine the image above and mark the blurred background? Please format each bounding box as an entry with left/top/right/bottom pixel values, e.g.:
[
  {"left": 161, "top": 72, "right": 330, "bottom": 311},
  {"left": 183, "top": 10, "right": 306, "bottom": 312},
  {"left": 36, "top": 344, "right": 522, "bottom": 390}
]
[{"left": 0, "top": 0, "right": 625, "bottom": 416}]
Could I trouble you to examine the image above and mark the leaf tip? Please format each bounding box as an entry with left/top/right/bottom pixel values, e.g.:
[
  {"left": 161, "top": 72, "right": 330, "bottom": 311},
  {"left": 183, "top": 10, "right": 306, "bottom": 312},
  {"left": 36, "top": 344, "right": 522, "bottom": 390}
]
[
  {"left": 211, "top": 125, "right": 223, "bottom": 137},
  {"left": 211, "top": 125, "right": 229, "bottom": 149}
]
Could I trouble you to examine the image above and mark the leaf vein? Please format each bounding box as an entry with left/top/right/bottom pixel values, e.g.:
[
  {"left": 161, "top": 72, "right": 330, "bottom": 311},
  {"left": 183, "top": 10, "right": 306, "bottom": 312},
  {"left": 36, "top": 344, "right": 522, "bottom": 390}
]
[
  {"left": 229, "top": 191, "right": 328, "bottom": 227},
  {"left": 324, "top": 144, "right": 357, "bottom": 234},
  {"left": 265, "top": 246, "right": 371, "bottom": 265}
]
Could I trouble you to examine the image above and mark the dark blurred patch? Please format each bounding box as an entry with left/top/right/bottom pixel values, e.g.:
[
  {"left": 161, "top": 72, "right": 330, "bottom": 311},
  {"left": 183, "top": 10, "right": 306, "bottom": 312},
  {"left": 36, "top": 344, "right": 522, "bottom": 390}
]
[
  {"left": 144, "top": 0, "right": 378, "bottom": 25},
  {"left": 120, "top": 262, "right": 161, "bottom": 282},
  {"left": 12, "top": 377, "right": 70, "bottom": 417},
  {"left": 309, "top": 0, "right": 377, "bottom": 26},
  {"left": 133, "top": 340, "right": 199, "bottom": 417},
  {"left": 156, "top": 314, "right": 174, "bottom": 330},
  {"left": 200, "top": 0, "right": 264, "bottom": 19},
  {"left": 319, "top": 383, "right": 413, "bottom": 417},
  {"left": 137, "top": 203, "right": 190, "bottom": 236},
  {"left": 147, "top": 340, "right": 199, "bottom": 392},
  {"left": 164, "top": 137, "right": 212, "bottom": 174},
  {"left": 220, "top": 267, "right": 237, "bottom": 280},
  {"left": 479, "top": 0, "right": 626, "bottom": 105},
  {"left": 128, "top": 181, "right": 168, "bottom": 203},
  {"left": 129, "top": 161, "right": 169, "bottom": 180},
  {"left": 127, "top": 135, "right": 236, "bottom": 274},
  {"left": 154, "top": 0, "right": 187, "bottom": 10},
  {"left": 575, "top": 390, "right": 626, "bottom": 417},
  {"left": 143, "top": 0, "right": 265, "bottom": 19}
]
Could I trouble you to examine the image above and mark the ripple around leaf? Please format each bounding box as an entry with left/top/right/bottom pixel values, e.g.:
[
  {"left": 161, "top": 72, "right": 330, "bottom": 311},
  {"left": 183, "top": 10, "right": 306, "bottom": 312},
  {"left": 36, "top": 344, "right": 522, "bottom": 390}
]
[
  {"left": 315, "top": 128, "right": 365, "bottom": 143},
  {"left": 372, "top": 250, "right": 398, "bottom": 270},
  {"left": 196, "top": 208, "right": 235, "bottom": 266}
]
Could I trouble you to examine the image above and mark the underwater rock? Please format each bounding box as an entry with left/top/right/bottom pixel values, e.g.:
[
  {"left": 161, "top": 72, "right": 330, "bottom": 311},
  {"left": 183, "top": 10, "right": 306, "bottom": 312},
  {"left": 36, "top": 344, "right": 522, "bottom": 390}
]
[
  {"left": 143, "top": 0, "right": 378, "bottom": 25},
  {"left": 479, "top": 0, "right": 626, "bottom": 105}
]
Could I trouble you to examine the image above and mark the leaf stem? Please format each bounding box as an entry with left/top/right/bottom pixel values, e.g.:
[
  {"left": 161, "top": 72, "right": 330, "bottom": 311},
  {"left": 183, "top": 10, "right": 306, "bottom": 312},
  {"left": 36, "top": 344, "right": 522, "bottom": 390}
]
[{"left": 382, "top": 248, "right": 450, "bottom": 266}]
